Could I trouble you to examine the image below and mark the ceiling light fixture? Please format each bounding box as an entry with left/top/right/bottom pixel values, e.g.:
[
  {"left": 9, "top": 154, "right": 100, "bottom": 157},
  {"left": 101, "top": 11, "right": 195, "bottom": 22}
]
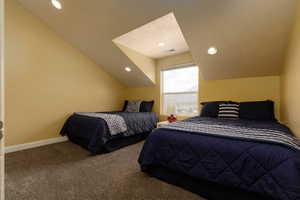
[
  {"left": 125, "top": 67, "right": 132, "bottom": 72},
  {"left": 51, "top": 0, "right": 62, "bottom": 10},
  {"left": 208, "top": 47, "right": 218, "bottom": 55},
  {"left": 158, "top": 42, "right": 165, "bottom": 47}
]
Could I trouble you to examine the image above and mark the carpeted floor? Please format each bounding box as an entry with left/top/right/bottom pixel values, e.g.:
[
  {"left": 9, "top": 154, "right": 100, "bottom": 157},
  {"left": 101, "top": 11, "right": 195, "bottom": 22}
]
[{"left": 5, "top": 141, "right": 204, "bottom": 200}]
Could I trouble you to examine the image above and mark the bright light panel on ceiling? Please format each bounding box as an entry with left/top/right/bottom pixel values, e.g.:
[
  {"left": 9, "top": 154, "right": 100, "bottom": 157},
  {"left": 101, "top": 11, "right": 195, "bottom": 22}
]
[
  {"left": 51, "top": 0, "right": 62, "bottom": 10},
  {"left": 125, "top": 67, "right": 132, "bottom": 72},
  {"left": 158, "top": 42, "right": 166, "bottom": 47},
  {"left": 208, "top": 47, "right": 218, "bottom": 55}
]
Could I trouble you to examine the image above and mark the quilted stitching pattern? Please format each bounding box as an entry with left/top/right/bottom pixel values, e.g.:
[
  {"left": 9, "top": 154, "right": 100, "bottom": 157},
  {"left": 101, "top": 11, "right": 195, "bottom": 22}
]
[
  {"left": 100, "top": 112, "right": 158, "bottom": 136},
  {"left": 117, "top": 112, "right": 158, "bottom": 136},
  {"left": 139, "top": 129, "right": 300, "bottom": 200}
]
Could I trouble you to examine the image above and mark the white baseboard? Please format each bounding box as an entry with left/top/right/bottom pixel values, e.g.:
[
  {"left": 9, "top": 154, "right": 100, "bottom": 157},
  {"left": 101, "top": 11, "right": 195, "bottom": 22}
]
[{"left": 5, "top": 136, "right": 68, "bottom": 154}]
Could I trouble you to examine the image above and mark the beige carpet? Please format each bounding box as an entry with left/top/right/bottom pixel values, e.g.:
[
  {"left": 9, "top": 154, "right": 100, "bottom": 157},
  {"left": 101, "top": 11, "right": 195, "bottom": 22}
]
[{"left": 5, "top": 141, "right": 204, "bottom": 200}]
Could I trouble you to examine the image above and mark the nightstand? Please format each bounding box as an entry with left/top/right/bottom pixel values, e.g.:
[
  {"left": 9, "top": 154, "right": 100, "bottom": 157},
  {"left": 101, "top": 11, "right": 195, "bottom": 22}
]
[{"left": 157, "top": 121, "right": 170, "bottom": 128}]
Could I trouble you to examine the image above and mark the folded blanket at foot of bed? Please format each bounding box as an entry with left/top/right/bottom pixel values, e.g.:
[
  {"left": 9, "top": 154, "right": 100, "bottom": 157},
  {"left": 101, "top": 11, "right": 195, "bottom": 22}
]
[{"left": 161, "top": 117, "right": 300, "bottom": 151}]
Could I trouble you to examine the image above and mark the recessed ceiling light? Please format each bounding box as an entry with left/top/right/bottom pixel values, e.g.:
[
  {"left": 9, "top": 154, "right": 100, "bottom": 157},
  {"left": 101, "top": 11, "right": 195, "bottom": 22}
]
[
  {"left": 208, "top": 47, "right": 218, "bottom": 55},
  {"left": 51, "top": 0, "right": 62, "bottom": 10},
  {"left": 158, "top": 42, "right": 165, "bottom": 47},
  {"left": 125, "top": 67, "right": 132, "bottom": 72}
]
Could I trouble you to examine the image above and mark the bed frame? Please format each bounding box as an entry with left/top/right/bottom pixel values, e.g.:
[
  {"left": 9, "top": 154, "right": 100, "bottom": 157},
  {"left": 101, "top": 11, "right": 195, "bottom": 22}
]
[
  {"left": 142, "top": 165, "right": 273, "bottom": 200},
  {"left": 67, "top": 131, "right": 149, "bottom": 154}
]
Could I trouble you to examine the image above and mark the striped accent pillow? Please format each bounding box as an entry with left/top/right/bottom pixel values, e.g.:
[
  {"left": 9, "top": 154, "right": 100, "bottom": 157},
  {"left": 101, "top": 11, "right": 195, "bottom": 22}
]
[{"left": 218, "top": 103, "right": 240, "bottom": 119}]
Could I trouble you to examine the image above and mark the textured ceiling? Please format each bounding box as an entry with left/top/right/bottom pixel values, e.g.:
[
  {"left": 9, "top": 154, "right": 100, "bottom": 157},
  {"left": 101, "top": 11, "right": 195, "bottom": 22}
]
[
  {"left": 113, "top": 13, "right": 189, "bottom": 59},
  {"left": 16, "top": 0, "right": 297, "bottom": 86}
]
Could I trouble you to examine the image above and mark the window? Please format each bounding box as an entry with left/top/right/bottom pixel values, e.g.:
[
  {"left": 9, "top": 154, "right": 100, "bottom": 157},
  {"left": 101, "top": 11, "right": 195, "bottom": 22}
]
[{"left": 161, "top": 65, "right": 199, "bottom": 115}]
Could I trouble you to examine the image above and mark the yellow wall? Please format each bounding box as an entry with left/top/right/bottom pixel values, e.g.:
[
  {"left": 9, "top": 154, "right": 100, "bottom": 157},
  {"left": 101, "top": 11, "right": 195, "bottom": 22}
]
[
  {"left": 281, "top": 4, "right": 300, "bottom": 138},
  {"left": 5, "top": 0, "right": 125, "bottom": 146},
  {"left": 114, "top": 42, "right": 156, "bottom": 84},
  {"left": 125, "top": 52, "right": 281, "bottom": 121},
  {"left": 200, "top": 76, "right": 281, "bottom": 120}
]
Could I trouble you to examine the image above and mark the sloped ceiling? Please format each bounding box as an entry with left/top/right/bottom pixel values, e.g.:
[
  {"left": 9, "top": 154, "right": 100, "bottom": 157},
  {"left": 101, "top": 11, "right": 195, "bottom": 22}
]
[
  {"left": 114, "top": 43, "right": 156, "bottom": 84},
  {"left": 16, "top": 0, "right": 297, "bottom": 86}
]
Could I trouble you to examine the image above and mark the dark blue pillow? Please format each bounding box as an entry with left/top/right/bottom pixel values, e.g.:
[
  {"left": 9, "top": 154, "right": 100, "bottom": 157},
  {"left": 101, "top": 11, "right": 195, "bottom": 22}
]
[
  {"left": 140, "top": 101, "right": 154, "bottom": 112},
  {"left": 123, "top": 100, "right": 154, "bottom": 112},
  {"left": 200, "top": 101, "right": 228, "bottom": 118},
  {"left": 239, "top": 100, "right": 276, "bottom": 121}
]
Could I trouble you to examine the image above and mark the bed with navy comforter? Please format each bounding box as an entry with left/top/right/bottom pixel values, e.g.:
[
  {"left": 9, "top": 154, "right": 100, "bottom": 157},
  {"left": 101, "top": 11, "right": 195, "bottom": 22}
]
[
  {"left": 61, "top": 112, "right": 158, "bottom": 154},
  {"left": 138, "top": 117, "right": 300, "bottom": 200}
]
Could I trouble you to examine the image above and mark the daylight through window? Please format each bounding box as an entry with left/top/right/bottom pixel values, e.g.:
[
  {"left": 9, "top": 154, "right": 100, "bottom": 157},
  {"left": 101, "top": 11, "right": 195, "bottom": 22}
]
[{"left": 161, "top": 65, "right": 199, "bottom": 115}]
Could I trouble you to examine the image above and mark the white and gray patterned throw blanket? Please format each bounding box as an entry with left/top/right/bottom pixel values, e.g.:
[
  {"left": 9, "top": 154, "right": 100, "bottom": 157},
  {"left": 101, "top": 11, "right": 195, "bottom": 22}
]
[
  {"left": 161, "top": 119, "right": 300, "bottom": 151},
  {"left": 76, "top": 112, "right": 127, "bottom": 136}
]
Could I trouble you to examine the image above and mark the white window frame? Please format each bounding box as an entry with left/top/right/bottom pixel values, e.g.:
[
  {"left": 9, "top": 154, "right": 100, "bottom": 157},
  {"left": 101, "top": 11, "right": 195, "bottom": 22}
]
[{"left": 160, "top": 64, "right": 199, "bottom": 116}]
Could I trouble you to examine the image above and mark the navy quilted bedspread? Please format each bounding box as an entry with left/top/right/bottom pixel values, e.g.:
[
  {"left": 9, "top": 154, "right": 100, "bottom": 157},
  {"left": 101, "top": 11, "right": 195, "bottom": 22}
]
[
  {"left": 138, "top": 117, "right": 300, "bottom": 200},
  {"left": 61, "top": 112, "right": 158, "bottom": 153}
]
